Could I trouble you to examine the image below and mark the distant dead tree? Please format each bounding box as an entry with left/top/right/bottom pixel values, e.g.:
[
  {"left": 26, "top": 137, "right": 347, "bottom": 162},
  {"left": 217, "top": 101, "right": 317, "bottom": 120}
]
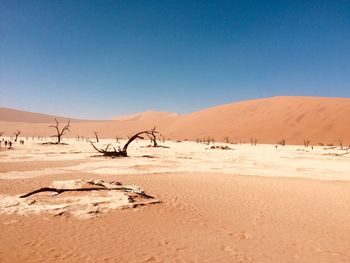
[
  {"left": 13, "top": 130, "right": 21, "bottom": 142},
  {"left": 146, "top": 127, "right": 159, "bottom": 147},
  {"left": 278, "top": 139, "right": 286, "bottom": 146},
  {"left": 204, "top": 136, "right": 215, "bottom": 145},
  {"left": 339, "top": 139, "right": 343, "bottom": 150},
  {"left": 159, "top": 133, "right": 165, "bottom": 143},
  {"left": 93, "top": 131, "right": 99, "bottom": 143},
  {"left": 115, "top": 136, "right": 121, "bottom": 143},
  {"left": 250, "top": 137, "right": 257, "bottom": 146},
  {"left": 49, "top": 118, "right": 70, "bottom": 144},
  {"left": 303, "top": 139, "right": 310, "bottom": 147},
  {"left": 224, "top": 137, "right": 230, "bottom": 144},
  {"left": 0, "top": 131, "right": 4, "bottom": 148},
  {"left": 90, "top": 129, "right": 160, "bottom": 157}
]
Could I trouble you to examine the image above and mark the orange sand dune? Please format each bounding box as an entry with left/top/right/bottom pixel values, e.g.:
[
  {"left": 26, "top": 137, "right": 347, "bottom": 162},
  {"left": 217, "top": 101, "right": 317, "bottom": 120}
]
[
  {"left": 0, "top": 107, "right": 84, "bottom": 123},
  {"left": 114, "top": 110, "right": 179, "bottom": 121},
  {"left": 1, "top": 96, "right": 349, "bottom": 145},
  {"left": 164, "top": 96, "right": 350, "bottom": 145}
]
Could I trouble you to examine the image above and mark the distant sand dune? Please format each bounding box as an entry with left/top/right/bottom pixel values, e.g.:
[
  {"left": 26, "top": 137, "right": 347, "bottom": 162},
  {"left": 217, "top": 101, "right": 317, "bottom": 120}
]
[
  {"left": 1, "top": 96, "right": 349, "bottom": 145},
  {"left": 0, "top": 107, "right": 84, "bottom": 123}
]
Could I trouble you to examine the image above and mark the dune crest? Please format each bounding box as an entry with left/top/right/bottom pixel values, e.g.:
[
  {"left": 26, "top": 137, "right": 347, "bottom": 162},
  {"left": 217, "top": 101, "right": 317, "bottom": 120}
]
[{"left": 1, "top": 96, "right": 349, "bottom": 145}]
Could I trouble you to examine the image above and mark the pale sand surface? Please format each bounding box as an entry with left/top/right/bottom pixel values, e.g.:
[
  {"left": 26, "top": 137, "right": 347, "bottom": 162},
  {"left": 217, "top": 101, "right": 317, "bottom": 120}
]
[{"left": 0, "top": 139, "right": 350, "bottom": 262}]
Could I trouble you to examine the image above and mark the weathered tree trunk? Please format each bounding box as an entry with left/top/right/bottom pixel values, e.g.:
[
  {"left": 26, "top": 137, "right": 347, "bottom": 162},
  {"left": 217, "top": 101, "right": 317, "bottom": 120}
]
[
  {"left": 14, "top": 130, "right": 21, "bottom": 142},
  {"left": 93, "top": 131, "right": 99, "bottom": 143},
  {"left": 90, "top": 129, "right": 159, "bottom": 157}
]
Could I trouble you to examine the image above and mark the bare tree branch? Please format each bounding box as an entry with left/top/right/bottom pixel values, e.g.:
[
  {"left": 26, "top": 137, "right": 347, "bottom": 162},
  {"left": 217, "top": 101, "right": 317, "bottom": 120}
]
[
  {"left": 13, "top": 130, "right": 21, "bottom": 142},
  {"left": 93, "top": 131, "right": 99, "bottom": 143},
  {"left": 20, "top": 183, "right": 154, "bottom": 199},
  {"left": 90, "top": 129, "right": 160, "bottom": 157},
  {"left": 49, "top": 118, "right": 70, "bottom": 144}
]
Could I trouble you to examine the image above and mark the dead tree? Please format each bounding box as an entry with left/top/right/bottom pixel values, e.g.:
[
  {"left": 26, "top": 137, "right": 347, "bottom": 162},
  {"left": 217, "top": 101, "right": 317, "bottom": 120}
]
[
  {"left": 224, "top": 137, "right": 230, "bottom": 144},
  {"left": 278, "top": 139, "right": 286, "bottom": 146},
  {"left": 147, "top": 134, "right": 157, "bottom": 147},
  {"left": 250, "top": 137, "right": 257, "bottom": 146},
  {"left": 304, "top": 139, "right": 310, "bottom": 147},
  {"left": 0, "top": 132, "right": 3, "bottom": 148},
  {"left": 90, "top": 129, "right": 160, "bottom": 157},
  {"left": 49, "top": 118, "right": 70, "bottom": 144},
  {"left": 13, "top": 130, "right": 21, "bottom": 142},
  {"left": 93, "top": 131, "right": 99, "bottom": 143},
  {"left": 0, "top": 131, "right": 5, "bottom": 146},
  {"left": 204, "top": 136, "right": 215, "bottom": 145},
  {"left": 250, "top": 137, "right": 254, "bottom": 146},
  {"left": 147, "top": 127, "right": 159, "bottom": 147},
  {"left": 145, "top": 128, "right": 169, "bottom": 148}
]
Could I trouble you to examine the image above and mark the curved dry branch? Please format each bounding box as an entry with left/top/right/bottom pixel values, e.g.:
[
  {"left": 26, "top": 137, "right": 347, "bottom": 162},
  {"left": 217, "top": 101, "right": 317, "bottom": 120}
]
[
  {"left": 122, "top": 131, "right": 149, "bottom": 152},
  {"left": 19, "top": 186, "right": 154, "bottom": 199},
  {"left": 90, "top": 140, "right": 127, "bottom": 157},
  {"left": 90, "top": 129, "right": 161, "bottom": 157},
  {"left": 89, "top": 140, "right": 104, "bottom": 153}
]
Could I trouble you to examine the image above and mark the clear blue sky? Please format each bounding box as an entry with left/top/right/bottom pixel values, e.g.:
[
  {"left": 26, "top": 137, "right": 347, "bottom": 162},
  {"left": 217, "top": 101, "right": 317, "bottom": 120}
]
[{"left": 1, "top": 0, "right": 349, "bottom": 119}]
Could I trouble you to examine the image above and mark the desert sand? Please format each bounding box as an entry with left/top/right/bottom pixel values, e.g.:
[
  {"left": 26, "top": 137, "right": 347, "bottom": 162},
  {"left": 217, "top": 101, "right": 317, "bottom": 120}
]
[
  {"left": 1, "top": 96, "right": 350, "bottom": 145},
  {"left": 0, "top": 136, "right": 350, "bottom": 262},
  {"left": 1, "top": 96, "right": 350, "bottom": 262}
]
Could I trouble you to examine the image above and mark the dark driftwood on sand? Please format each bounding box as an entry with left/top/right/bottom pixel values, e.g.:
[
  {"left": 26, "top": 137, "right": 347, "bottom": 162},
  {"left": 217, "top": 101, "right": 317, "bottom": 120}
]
[{"left": 20, "top": 186, "right": 154, "bottom": 199}]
